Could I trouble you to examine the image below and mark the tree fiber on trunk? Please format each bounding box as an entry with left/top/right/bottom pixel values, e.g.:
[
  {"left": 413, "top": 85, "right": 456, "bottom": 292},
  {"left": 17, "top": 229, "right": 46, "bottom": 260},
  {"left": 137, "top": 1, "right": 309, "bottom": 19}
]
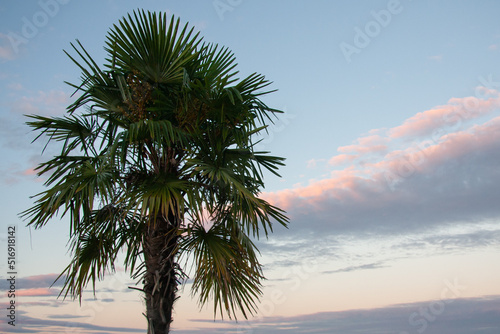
[{"left": 144, "top": 214, "right": 180, "bottom": 334}]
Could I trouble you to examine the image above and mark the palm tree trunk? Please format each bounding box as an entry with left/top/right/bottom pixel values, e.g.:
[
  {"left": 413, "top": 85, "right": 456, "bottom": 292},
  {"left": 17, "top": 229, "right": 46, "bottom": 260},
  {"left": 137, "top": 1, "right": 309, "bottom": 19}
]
[{"left": 143, "top": 213, "right": 179, "bottom": 334}]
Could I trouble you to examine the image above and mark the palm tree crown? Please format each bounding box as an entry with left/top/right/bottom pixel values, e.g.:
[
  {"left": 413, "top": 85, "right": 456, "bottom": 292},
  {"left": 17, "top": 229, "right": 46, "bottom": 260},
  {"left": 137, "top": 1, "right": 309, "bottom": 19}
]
[{"left": 23, "top": 9, "right": 288, "bottom": 333}]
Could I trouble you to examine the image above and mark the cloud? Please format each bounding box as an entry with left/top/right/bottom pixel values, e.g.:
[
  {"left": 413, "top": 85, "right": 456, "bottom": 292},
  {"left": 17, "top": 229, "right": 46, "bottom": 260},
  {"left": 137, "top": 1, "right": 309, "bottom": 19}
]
[
  {"left": 182, "top": 296, "right": 500, "bottom": 334},
  {"left": 16, "top": 288, "right": 59, "bottom": 297},
  {"left": 0, "top": 89, "right": 71, "bottom": 184},
  {"left": 337, "top": 134, "right": 388, "bottom": 154},
  {"left": 393, "top": 227, "right": 500, "bottom": 255},
  {"left": 1, "top": 89, "right": 69, "bottom": 150},
  {"left": 262, "top": 92, "right": 500, "bottom": 237},
  {"left": 328, "top": 153, "right": 357, "bottom": 166},
  {"left": 389, "top": 93, "right": 500, "bottom": 139},
  {"left": 2, "top": 313, "right": 144, "bottom": 334},
  {"left": 47, "top": 314, "right": 90, "bottom": 319},
  {"left": 0, "top": 33, "right": 16, "bottom": 61},
  {"left": 322, "top": 261, "right": 386, "bottom": 274},
  {"left": 11, "top": 89, "right": 69, "bottom": 116},
  {"left": 370, "top": 116, "right": 500, "bottom": 182},
  {"left": 0, "top": 273, "right": 63, "bottom": 291},
  {"left": 327, "top": 135, "right": 389, "bottom": 167},
  {"left": 0, "top": 274, "right": 64, "bottom": 298},
  {"left": 20, "top": 273, "right": 64, "bottom": 288},
  {"left": 257, "top": 219, "right": 500, "bottom": 285}
]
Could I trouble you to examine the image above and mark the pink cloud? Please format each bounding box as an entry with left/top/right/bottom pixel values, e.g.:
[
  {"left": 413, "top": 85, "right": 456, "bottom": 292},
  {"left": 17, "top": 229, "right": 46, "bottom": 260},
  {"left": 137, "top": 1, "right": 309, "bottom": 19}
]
[
  {"left": 0, "top": 162, "right": 46, "bottom": 185},
  {"left": 23, "top": 168, "right": 38, "bottom": 176},
  {"left": 375, "top": 116, "right": 500, "bottom": 181},
  {"left": 16, "top": 288, "right": 58, "bottom": 297},
  {"left": 390, "top": 94, "right": 500, "bottom": 138},
  {"left": 337, "top": 135, "right": 388, "bottom": 155},
  {"left": 329, "top": 154, "right": 357, "bottom": 166},
  {"left": 424, "top": 116, "right": 500, "bottom": 162},
  {"left": 261, "top": 91, "right": 500, "bottom": 237},
  {"left": 262, "top": 168, "right": 369, "bottom": 211},
  {"left": 263, "top": 114, "right": 500, "bottom": 213},
  {"left": 21, "top": 273, "right": 60, "bottom": 282}
]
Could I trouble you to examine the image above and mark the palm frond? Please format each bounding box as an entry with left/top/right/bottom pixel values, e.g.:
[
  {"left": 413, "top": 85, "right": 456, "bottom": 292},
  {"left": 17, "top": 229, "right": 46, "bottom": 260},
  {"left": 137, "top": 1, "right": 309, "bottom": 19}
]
[
  {"left": 26, "top": 114, "right": 97, "bottom": 155},
  {"left": 105, "top": 10, "right": 202, "bottom": 84},
  {"left": 180, "top": 222, "right": 263, "bottom": 319}
]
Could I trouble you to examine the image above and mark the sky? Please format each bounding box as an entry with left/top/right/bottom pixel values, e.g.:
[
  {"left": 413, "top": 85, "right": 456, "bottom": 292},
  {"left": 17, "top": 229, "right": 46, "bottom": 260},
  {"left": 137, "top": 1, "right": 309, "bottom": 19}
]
[{"left": 1, "top": 0, "right": 500, "bottom": 333}]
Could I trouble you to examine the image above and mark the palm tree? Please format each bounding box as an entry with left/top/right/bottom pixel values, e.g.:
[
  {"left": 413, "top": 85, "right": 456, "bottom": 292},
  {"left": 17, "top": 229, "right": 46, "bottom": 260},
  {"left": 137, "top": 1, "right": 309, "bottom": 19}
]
[{"left": 22, "top": 10, "right": 288, "bottom": 334}]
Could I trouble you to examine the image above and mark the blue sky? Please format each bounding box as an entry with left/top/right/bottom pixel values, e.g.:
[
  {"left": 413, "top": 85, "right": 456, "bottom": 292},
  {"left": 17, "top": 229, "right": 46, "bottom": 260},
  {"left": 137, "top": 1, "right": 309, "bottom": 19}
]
[{"left": 1, "top": 0, "right": 500, "bottom": 333}]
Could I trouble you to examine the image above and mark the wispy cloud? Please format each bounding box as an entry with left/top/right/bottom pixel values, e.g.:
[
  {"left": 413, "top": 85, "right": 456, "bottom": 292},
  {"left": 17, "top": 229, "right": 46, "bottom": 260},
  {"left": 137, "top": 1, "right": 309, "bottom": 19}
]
[
  {"left": 328, "top": 153, "right": 357, "bottom": 166},
  {"left": 322, "top": 261, "right": 386, "bottom": 274},
  {"left": 1, "top": 89, "right": 69, "bottom": 152},
  {"left": 11, "top": 89, "right": 69, "bottom": 116},
  {"left": 0, "top": 273, "right": 62, "bottom": 291},
  {"left": 0, "top": 89, "right": 71, "bottom": 184},
  {"left": 394, "top": 227, "right": 500, "bottom": 253},
  {"left": 337, "top": 134, "right": 388, "bottom": 154}
]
